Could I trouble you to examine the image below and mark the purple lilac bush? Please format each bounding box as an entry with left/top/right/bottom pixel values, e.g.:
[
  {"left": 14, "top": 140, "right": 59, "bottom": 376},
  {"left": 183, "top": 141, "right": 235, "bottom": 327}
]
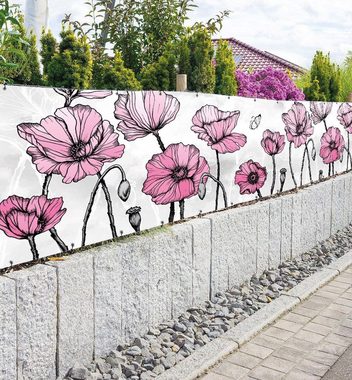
[{"left": 236, "top": 67, "right": 305, "bottom": 100}]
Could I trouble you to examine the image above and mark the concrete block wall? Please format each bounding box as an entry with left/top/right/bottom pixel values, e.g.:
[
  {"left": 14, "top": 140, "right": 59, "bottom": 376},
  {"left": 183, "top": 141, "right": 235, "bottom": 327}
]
[{"left": 0, "top": 172, "right": 351, "bottom": 379}]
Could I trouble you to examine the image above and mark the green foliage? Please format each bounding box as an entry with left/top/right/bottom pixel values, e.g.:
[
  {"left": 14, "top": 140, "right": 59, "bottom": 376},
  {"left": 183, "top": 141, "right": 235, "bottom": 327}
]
[
  {"left": 26, "top": 32, "right": 42, "bottom": 85},
  {"left": 340, "top": 52, "right": 352, "bottom": 101},
  {"left": 40, "top": 29, "right": 57, "bottom": 79},
  {"left": 294, "top": 70, "right": 311, "bottom": 91},
  {"left": 140, "top": 44, "right": 177, "bottom": 90},
  {"left": 47, "top": 27, "right": 93, "bottom": 89},
  {"left": 214, "top": 39, "right": 237, "bottom": 96},
  {"left": 178, "top": 37, "right": 190, "bottom": 75},
  {"left": 93, "top": 51, "right": 141, "bottom": 90},
  {"left": 304, "top": 51, "right": 342, "bottom": 101},
  {"left": 187, "top": 27, "right": 215, "bottom": 93}
]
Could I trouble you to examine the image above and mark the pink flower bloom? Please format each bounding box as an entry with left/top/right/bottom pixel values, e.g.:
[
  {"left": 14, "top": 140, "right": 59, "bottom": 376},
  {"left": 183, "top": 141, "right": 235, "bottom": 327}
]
[
  {"left": 191, "top": 105, "right": 247, "bottom": 154},
  {"left": 114, "top": 91, "right": 180, "bottom": 141},
  {"left": 337, "top": 103, "right": 352, "bottom": 133},
  {"left": 261, "top": 129, "right": 285, "bottom": 155},
  {"left": 320, "top": 127, "right": 345, "bottom": 164},
  {"left": 235, "top": 160, "right": 267, "bottom": 195},
  {"left": 282, "top": 102, "right": 313, "bottom": 148},
  {"left": 142, "top": 143, "right": 209, "bottom": 204},
  {"left": 18, "top": 105, "right": 125, "bottom": 184},
  {"left": 0, "top": 195, "right": 66, "bottom": 239},
  {"left": 310, "top": 102, "right": 333, "bottom": 124}
]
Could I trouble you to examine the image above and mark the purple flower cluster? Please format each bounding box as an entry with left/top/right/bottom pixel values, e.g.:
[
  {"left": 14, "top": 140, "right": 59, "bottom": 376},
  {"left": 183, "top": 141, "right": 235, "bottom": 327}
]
[{"left": 236, "top": 67, "right": 305, "bottom": 101}]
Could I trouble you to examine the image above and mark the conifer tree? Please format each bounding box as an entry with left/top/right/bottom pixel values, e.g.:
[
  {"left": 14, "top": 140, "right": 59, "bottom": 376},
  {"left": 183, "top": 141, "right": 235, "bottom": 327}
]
[
  {"left": 214, "top": 39, "right": 237, "bottom": 95},
  {"left": 47, "top": 27, "right": 92, "bottom": 89},
  {"left": 40, "top": 29, "right": 57, "bottom": 79},
  {"left": 187, "top": 27, "right": 215, "bottom": 93}
]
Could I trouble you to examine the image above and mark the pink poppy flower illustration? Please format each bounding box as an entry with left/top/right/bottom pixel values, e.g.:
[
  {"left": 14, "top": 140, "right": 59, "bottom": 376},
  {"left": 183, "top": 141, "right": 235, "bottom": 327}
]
[
  {"left": 337, "top": 103, "right": 352, "bottom": 133},
  {"left": 17, "top": 104, "right": 125, "bottom": 184},
  {"left": 261, "top": 130, "right": 285, "bottom": 195},
  {"left": 191, "top": 105, "right": 246, "bottom": 154},
  {"left": 191, "top": 104, "right": 246, "bottom": 210},
  {"left": 282, "top": 102, "right": 314, "bottom": 187},
  {"left": 337, "top": 103, "right": 352, "bottom": 171},
  {"left": 54, "top": 88, "right": 112, "bottom": 106},
  {"left": 142, "top": 143, "right": 209, "bottom": 219},
  {"left": 320, "top": 127, "right": 345, "bottom": 164},
  {"left": 310, "top": 102, "right": 333, "bottom": 125},
  {"left": 235, "top": 160, "right": 267, "bottom": 197},
  {"left": 0, "top": 195, "right": 66, "bottom": 260},
  {"left": 114, "top": 91, "right": 180, "bottom": 144},
  {"left": 261, "top": 130, "right": 285, "bottom": 156},
  {"left": 282, "top": 102, "right": 313, "bottom": 148}
]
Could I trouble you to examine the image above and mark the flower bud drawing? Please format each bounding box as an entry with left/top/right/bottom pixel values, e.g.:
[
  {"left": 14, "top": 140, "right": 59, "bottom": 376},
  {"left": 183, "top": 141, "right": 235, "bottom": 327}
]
[
  {"left": 198, "top": 181, "right": 207, "bottom": 200},
  {"left": 118, "top": 179, "right": 131, "bottom": 202},
  {"left": 126, "top": 206, "right": 142, "bottom": 232}
]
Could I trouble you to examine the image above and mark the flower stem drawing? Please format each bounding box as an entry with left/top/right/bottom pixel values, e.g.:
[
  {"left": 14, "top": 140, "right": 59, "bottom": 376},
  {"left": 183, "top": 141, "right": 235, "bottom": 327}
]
[
  {"left": 289, "top": 142, "right": 297, "bottom": 187},
  {"left": 28, "top": 235, "right": 39, "bottom": 260},
  {"left": 271, "top": 155, "right": 276, "bottom": 195},
  {"left": 155, "top": 132, "right": 166, "bottom": 151},
  {"left": 82, "top": 164, "right": 130, "bottom": 246},
  {"left": 199, "top": 172, "right": 228, "bottom": 208},
  {"left": 215, "top": 151, "right": 221, "bottom": 210},
  {"left": 323, "top": 119, "right": 328, "bottom": 132},
  {"left": 42, "top": 174, "right": 52, "bottom": 196},
  {"left": 179, "top": 200, "right": 185, "bottom": 220}
]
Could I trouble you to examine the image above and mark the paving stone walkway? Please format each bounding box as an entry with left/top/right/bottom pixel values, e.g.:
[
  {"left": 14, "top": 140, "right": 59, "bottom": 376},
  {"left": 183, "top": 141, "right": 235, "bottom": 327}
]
[{"left": 200, "top": 266, "right": 352, "bottom": 380}]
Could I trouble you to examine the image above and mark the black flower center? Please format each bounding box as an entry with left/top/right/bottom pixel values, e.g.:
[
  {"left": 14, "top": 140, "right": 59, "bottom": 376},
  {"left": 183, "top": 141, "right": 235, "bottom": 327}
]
[
  {"left": 248, "top": 171, "right": 259, "bottom": 184},
  {"left": 329, "top": 141, "right": 337, "bottom": 150},
  {"left": 296, "top": 124, "right": 304, "bottom": 135},
  {"left": 172, "top": 166, "right": 188, "bottom": 181},
  {"left": 70, "top": 141, "right": 86, "bottom": 161}
]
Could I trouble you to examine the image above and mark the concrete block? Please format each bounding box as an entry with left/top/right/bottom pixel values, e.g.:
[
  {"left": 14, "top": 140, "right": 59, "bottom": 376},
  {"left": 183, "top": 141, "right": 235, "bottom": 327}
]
[
  {"left": 148, "top": 231, "right": 172, "bottom": 328},
  {"left": 291, "top": 192, "right": 302, "bottom": 258},
  {"left": 314, "top": 184, "right": 326, "bottom": 243},
  {"left": 328, "top": 250, "right": 352, "bottom": 273},
  {"left": 331, "top": 176, "right": 345, "bottom": 234},
  {"left": 206, "top": 205, "right": 257, "bottom": 295},
  {"left": 94, "top": 244, "right": 123, "bottom": 358},
  {"left": 268, "top": 199, "right": 282, "bottom": 268},
  {"left": 301, "top": 188, "right": 316, "bottom": 252},
  {"left": 185, "top": 218, "right": 211, "bottom": 306},
  {"left": 169, "top": 224, "right": 193, "bottom": 317},
  {"left": 320, "top": 180, "right": 333, "bottom": 241},
  {"left": 46, "top": 252, "right": 94, "bottom": 377},
  {"left": 281, "top": 195, "right": 293, "bottom": 262},
  {"left": 8, "top": 264, "right": 57, "bottom": 380},
  {"left": 120, "top": 237, "right": 150, "bottom": 343},
  {"left": 345, "top": 174, "right": 352, "bottom": 225},
  {"left": 0, "top": 276, "right": 16, "bottom": 380},
  {"left": 256, "top": 202, "right": 270, "bottom": 275}
]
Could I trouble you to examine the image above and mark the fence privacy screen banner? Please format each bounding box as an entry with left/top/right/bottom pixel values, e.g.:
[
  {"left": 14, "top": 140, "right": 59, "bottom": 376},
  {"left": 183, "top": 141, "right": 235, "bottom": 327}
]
[{"left": 0, "top": 86, "right": 351, "bottom": 268}]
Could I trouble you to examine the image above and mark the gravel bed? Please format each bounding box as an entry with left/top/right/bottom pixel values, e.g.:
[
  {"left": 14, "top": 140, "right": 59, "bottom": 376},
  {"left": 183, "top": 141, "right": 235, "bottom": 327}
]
[{"left": 65, "top": 225, "right": 352, "bottom": 380}]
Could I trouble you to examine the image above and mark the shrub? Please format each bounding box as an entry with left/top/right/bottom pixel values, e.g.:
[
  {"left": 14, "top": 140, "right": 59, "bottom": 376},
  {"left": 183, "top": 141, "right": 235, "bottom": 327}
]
[{"left": 236, "top": 67, "right": 305, "bottom": 100}]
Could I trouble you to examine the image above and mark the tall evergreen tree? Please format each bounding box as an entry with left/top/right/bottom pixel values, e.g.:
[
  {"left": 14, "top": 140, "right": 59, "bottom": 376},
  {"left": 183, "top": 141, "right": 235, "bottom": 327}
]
[
  {"left": 27, "top": 32, "right": 42, "bottom": 85},
  {"left": 187, "top": 27, "right": 215, "bottom": 93},
  {"left": 40, "top": 29, "right": 57, "bottom": 79},
  {"left": 47, "top": 28, "right": 93, "bottom": 89},
  {"left": 305, "top": 51, "right": 342, "bottom": 101},
  {"left": 214, "top": 39, "right": 237, "bottom": 95}
]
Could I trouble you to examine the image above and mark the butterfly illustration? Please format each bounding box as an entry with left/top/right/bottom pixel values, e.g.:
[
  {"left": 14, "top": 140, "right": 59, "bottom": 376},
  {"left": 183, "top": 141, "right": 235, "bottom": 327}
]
[{"left": 249, "top": 114, "right": 262, "bottom": 130}]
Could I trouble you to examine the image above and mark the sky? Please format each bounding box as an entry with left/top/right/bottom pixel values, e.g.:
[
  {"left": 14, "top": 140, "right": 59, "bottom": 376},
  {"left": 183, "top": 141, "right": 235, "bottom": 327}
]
[{"left": 14, "top": 0, "right": 352, "bottom": 69}]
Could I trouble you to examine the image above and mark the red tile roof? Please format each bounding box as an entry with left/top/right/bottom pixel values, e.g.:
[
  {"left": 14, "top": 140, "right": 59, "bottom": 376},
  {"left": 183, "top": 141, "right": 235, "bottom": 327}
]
[{"left": 212, "top": 38, "right": 306, "bottom": 76}]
